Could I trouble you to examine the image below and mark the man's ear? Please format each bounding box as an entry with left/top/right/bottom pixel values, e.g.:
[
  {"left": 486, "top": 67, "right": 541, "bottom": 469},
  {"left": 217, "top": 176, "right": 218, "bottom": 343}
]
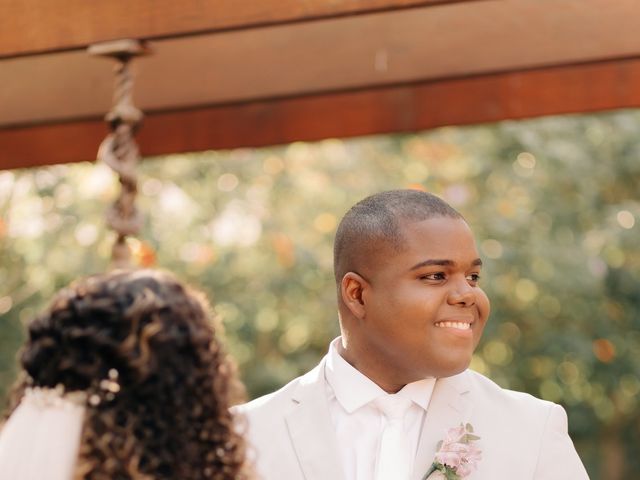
[{"left": 340, "top": 272, "right": 369, "bottom": 320}]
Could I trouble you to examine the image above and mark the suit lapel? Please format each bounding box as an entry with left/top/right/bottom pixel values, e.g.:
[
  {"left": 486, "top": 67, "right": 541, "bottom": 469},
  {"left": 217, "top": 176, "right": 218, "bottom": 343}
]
[
  {"left": 285, "top": 358, "right": 346, "bottom": 480},
  {"left": 412, "top": 371, "right": 474, "bottom": 480}
]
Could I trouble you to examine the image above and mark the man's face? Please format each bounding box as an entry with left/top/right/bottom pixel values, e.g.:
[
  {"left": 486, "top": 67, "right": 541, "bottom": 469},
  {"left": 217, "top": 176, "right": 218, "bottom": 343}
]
[{"left": 359, "top": 216, "right": 490, "bottom": 382}]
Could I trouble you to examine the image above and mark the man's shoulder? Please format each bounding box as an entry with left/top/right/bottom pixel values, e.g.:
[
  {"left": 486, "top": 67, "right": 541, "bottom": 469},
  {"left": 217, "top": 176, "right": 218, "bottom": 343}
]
[
  {"left": 464, "top": 369, "right": 557, "bottom": 415},
  {"left": 236, "top": 378, "right": 298, "bottom": 414},
  {"left": 462, "top": 370, "right": 588, "bottom": 477},
  {"left": 236, "top": 361, "right": 324, "bottom": 417}
]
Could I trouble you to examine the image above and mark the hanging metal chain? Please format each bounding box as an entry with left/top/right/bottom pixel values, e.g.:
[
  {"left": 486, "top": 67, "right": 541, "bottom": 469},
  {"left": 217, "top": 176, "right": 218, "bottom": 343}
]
[{"left": 89, "top": 40, "right": 150, "bottom": 269}]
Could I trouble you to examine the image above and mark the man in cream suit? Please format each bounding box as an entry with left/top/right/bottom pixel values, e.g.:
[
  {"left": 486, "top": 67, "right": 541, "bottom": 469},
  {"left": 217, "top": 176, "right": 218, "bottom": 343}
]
[{"left": 238, "top": 190, "right": 589, "bottom": 480}]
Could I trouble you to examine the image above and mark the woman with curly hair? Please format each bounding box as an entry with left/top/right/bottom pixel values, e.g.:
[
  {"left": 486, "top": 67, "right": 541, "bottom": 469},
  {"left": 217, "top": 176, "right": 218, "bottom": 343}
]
[{"left": 0, "top": 269, "right": 251, "bottom": 480}]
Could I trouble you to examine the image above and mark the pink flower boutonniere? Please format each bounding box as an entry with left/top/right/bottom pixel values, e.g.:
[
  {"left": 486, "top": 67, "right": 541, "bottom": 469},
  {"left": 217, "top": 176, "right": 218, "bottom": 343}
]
[{"left": 423, "top": 423, "right": 482, "bottom": 480}]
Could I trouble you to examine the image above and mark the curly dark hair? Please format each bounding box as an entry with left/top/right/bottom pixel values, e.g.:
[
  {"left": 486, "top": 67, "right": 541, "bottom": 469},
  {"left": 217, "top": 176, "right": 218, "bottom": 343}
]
[{"left": 5, "top": 269, "right": 250, "bottom": 480}]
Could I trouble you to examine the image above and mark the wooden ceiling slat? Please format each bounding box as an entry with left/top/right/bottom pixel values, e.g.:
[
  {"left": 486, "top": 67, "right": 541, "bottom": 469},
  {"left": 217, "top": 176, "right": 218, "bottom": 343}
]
[
  {"left": 0, "top": 0, "right": 467, "bottom": 58},
  {"left": 5, "top": 0, "right": 640, "bottom": 129},
  {"left": 3, "top": 58, "right": 640, "bottom": 171}
]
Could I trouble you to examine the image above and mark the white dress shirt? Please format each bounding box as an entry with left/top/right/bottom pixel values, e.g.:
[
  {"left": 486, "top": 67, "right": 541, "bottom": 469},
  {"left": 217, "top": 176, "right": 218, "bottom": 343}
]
[{"left": 324, "top": 337, "right": 436, "bottom": 480}]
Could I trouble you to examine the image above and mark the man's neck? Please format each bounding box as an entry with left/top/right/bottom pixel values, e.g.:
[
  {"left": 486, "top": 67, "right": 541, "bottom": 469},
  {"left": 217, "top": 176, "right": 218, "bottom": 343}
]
[{"left": 337, "top": 340, "right": 409, "bottom": 394}]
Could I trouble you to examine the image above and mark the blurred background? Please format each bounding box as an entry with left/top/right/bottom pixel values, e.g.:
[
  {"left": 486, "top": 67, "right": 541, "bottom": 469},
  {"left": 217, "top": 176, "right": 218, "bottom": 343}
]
[
  {"left": 1, "top": 110, "right": 638, "bottom": 478},
  {"left": 2, "top": 1, "right": 640, "bottom": 479}
]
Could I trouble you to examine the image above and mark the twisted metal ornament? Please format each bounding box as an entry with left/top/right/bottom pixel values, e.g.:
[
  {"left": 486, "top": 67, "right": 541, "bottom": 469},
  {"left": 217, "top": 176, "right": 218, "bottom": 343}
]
[{"left": 89, "top": 40, "right": 149, "bottom": 269}]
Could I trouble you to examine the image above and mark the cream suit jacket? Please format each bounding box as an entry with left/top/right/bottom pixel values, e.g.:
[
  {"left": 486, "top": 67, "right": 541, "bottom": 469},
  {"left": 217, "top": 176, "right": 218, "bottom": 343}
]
[{"left": 237, "top": 356, "right": 590, "bottom": 480}]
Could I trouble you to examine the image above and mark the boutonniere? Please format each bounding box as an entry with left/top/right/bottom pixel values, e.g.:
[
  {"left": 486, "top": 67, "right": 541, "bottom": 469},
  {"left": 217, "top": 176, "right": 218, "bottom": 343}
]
[{"left": 422, "top": 423, "right": 482, "bottom": 480}]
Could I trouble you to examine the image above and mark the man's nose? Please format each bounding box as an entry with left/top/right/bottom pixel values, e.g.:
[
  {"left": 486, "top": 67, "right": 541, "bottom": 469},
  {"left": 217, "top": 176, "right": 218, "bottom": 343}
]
[{"left": 447, "top": 277, "right": 475, "bottom": 306}]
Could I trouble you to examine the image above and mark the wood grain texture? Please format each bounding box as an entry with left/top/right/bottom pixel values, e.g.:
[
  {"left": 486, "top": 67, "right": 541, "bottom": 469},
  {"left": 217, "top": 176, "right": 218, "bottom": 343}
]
[
  {"left": 0, "top": 0, "right": 464, "bottom": 58},
  {"left": 4, "top": 0, "right": 640, "bottom": 128},
  {"left": 2, "top": 58, "right": 640, "bottom": 170}
]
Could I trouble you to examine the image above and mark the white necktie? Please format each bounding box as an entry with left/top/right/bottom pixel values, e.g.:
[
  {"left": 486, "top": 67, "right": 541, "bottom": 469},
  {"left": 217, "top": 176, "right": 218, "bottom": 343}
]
[{"left": 374, "top": 395, "right": 413, "bottom": 480}]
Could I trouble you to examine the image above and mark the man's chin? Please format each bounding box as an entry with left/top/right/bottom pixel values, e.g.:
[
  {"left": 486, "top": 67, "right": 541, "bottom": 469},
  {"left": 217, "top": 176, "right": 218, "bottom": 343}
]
[{"left": 426, "top": 358, "right": 472, "bottom": 379}]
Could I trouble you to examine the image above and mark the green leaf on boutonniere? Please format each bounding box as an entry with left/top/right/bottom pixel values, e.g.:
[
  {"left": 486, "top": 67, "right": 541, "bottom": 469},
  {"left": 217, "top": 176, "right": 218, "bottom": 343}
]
[
  {"left": 462, "top": 433, "right": 481, "bottom": 443},
  {"left": 465, "top": 423, "right": 474, "bottom": 432},
  {"left": 444, "top": 468, "right": 462, "bottom": 480},
  {"left": 422, "top": 463, "right": 463, "bottom": 480}
]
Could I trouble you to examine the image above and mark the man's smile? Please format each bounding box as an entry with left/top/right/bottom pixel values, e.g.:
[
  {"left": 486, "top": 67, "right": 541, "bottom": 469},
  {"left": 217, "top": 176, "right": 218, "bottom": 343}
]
[{"left": 434, "top": 321, "right": 472, "bottom": 331}]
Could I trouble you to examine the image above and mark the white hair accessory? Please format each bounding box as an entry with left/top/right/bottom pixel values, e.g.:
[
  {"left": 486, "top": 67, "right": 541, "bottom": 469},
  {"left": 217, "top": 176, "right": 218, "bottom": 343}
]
[{"left": 0, "top": 385, "right": 86, "bottom": 480}]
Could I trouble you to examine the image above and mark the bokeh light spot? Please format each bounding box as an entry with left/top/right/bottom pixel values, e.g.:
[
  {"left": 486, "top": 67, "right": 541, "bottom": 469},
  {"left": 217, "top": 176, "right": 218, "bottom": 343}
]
[
  {"left": 74, "top": 223, "right": 98, "bottom": 247},
  {"left": 0, "top": 296, "right": 13, "bottom": 315},
  {"left": 594, "top": 398, "right": 615, "bottom": 421},
  {"left": 557, "top": 361, "right": 580, "bottom": 385},
  {"left": 179, "top": 243, "right": 216, "bottom": 265},
  {"left": 256, "top": 309, "right": 279, "bottom": 333},
  {"left": 481, "top": 239, "right": 503, "bottom": 259},
  {"left": 483, "top": 340, "right": 513, "bottom": 366},
  {"left": 402, "top": 162, "right": 429, "bottom": 183},
  {"left": 498, "top": 322, "right": 521, "bottom": 342},
  {"left": 620, "top": 375, "right": 640, "bottom": 397},
  {"left": 592, "top": 338, "right": 616, "bottom": 363},
  {"left": 228, "top": 342, "right": 252, "bottom": 365},
  {"left": 406, "top": 183, "right": 427, "bottom": 192},
  {"left": 513, "top": 155, "right": 535, "bottom": 177},
  {"left": 540, "top": 379, "right": 563, "bottom": 402},
  {"left": 142, "top": 178, "right": 163, "bottom": 196},
  {"left": 280, "top": 323, "right": 310, "bottom": 353},
  {"left": 528, "top": 356, "right": 555, "bottom": 378},
  {"left": 271, "top": 233, "right": 295, "bottom": 268},
  {"left": 469, "top": 354, "right": 488, "bottom": 375},
  {"left": 263, "top": 156, "right": 285, "bottom": 175},
  {"left": 313, "top": 213, "right": 337, "bottom": 233},
  {"left": 444, "top": 184, "right": 471, "bottom": 206},
  {"left": 531, "top": 258, "right": 554, "bottom": 280},
  {"left": 517, "top": 152, "right": 537, "bottom": 169},
  {"left": 616, "top": 210, "right": 635, "bottom": 229},
  {"left": 217, "top": 173, "right": 239, "bottom": 192},
  {"left": 215, "top": 302, "right": 242, "bottom": 329},
  {"left": 515, "top": 278, "right": 538, "bottom": 303},
  {"left": 132, "top": 240, "right": 157, "bottom": 267},
  {"left": 497, "top": 200, "right": 515, "bottom": 218},
  {"left": 602, "top": 246, "right": 625, "bottom": 268}
]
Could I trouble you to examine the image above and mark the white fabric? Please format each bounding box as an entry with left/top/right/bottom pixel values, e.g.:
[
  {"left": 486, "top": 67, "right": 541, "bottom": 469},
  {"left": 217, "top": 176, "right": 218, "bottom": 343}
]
[
  {"left": 374, "top": 395, "right": 413, "bottom": 480},
  {"left": 0, "top": 387, "right": 85, "bottom": 480},
  {"left": 237, "top": 354, "right": 590, "bottom": 480},
  {"left": 324, "top": 337, "right": 436, "bottom": 480}
]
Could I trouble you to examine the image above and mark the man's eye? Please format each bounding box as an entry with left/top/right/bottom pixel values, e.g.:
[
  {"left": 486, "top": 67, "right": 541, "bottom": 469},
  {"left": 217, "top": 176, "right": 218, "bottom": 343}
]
[
  {"left": 467, "top": 273, "right": 481, "bottom": 283},
  {"left": 421, "top": 273, "right": 446, "bottom": 281}
]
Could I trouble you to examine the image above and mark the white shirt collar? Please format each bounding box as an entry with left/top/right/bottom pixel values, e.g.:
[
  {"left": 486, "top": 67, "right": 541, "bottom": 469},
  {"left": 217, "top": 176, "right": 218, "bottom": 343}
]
[{"left": 325, "top": 337, "right": 436, "bottom": 414}]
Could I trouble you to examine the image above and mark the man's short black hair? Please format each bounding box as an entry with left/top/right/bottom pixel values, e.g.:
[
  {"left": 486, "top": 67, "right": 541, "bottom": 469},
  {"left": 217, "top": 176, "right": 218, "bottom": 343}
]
[{"left": 333, "top": 189, "right": 463, "bottom": 282}]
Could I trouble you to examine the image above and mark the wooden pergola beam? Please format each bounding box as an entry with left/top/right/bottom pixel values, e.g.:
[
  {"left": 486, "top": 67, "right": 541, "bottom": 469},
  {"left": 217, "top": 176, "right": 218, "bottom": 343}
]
[
  {"left": 3, "top": 57, "right": 640, "bottom": 170},
  {"left": 0, "top": 0, "right": 472, "bottom": 58}
]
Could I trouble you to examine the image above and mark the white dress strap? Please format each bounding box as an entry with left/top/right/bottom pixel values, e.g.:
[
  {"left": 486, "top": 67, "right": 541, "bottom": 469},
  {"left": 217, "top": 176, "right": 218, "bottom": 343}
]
[{"left": 0, "top": 386, "right": 86, "bottom": 480}]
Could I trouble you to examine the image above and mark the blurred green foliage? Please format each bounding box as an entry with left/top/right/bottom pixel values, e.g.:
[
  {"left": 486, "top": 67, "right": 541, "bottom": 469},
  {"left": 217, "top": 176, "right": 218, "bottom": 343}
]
[{"left": 1, "top": 110, "right": 639, "bottom": 478}]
